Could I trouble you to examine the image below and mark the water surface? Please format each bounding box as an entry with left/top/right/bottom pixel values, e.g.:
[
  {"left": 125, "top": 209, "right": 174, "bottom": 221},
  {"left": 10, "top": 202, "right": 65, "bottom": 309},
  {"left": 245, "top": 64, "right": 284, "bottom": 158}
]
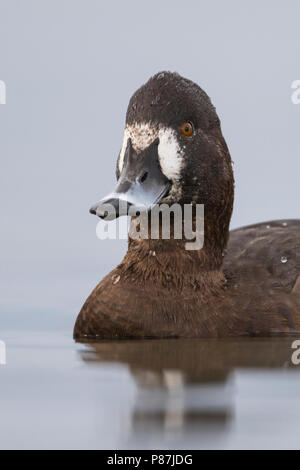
[{"left": 0, "top": 331, "right": 299, "bottom": 449}]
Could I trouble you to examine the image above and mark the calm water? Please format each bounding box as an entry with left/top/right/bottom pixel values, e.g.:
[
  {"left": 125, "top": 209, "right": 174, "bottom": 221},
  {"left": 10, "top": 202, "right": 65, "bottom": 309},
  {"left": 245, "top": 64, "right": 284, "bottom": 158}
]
[{"left": 0, "top": 331, "right": 300, "bottom": 449}]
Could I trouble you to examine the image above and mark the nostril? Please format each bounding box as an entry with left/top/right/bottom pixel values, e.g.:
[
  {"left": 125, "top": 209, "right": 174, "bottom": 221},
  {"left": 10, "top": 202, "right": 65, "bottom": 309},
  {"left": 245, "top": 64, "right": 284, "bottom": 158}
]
[{"left": 140, "top": 171, "right": 148, "bottom": 183}]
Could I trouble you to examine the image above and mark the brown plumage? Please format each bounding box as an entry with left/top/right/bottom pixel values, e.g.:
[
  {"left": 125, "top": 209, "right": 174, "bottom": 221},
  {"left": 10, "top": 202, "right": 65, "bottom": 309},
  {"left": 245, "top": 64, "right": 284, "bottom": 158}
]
[{"left": 74, "top": 72, "right": 300, "bottom": 339}]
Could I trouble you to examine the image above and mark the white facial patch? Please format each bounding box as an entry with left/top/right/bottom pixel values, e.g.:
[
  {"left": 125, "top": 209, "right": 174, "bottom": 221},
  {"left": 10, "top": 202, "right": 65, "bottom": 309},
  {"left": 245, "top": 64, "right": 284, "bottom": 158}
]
[
  {"left": 118, "top": 122, "right": 184, "bottom": 181},
  {"left": 157, "top": 128, "right": 183, "bottom": 181}
]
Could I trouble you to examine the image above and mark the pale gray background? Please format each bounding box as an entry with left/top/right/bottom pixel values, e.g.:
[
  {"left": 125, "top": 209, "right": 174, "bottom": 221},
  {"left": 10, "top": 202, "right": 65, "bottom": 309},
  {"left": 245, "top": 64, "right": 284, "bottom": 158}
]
[{"left": 1, "top": 0, "right": 299, "bottom": 330}]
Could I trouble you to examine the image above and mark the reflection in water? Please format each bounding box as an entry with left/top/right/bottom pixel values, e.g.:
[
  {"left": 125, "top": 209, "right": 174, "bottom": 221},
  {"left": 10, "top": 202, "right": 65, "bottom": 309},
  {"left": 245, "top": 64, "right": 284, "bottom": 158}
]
[{"left": 78, "top": 338, "right": 296, "bottom": 443}]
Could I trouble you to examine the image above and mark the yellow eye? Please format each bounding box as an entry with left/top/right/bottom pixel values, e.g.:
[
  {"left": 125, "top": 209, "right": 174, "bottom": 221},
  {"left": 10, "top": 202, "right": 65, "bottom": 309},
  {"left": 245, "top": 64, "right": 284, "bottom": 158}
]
[{"left": 180, "top": 121, "right": 193, "bottom": 137}]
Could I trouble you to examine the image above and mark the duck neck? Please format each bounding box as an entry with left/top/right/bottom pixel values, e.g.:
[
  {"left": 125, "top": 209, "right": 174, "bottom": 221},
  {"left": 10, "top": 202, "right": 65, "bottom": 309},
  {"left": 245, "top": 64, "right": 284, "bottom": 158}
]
[{"left": 120, "top": 211, "right": 229, "bottom": 292}]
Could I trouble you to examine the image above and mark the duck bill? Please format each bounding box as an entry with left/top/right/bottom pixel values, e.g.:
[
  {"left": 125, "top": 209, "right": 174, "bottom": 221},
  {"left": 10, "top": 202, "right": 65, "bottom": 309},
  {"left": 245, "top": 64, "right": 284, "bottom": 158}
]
[{"left": 90, "top": 138, "right": 171, "bottom": 220}]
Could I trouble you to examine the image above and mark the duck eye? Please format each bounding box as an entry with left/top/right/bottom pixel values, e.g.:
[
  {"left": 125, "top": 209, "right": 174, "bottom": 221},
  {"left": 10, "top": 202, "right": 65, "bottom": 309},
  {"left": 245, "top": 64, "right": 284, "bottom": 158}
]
[{"left": 180, "top": 121, "right": 193, "bottom": 137}]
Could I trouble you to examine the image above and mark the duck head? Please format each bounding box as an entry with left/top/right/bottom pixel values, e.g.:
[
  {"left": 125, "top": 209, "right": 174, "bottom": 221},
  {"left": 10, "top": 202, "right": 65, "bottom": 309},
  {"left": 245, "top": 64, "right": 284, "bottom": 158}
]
[{"left": 90, "top": 72, "right": 234, "bottom": 263}]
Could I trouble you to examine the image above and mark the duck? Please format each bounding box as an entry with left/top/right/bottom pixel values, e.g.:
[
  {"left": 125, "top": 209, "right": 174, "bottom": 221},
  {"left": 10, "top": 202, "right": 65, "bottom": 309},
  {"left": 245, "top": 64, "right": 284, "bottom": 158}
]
[{"left": 73, "top": 71, "right": 300, "bottom": 339}]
